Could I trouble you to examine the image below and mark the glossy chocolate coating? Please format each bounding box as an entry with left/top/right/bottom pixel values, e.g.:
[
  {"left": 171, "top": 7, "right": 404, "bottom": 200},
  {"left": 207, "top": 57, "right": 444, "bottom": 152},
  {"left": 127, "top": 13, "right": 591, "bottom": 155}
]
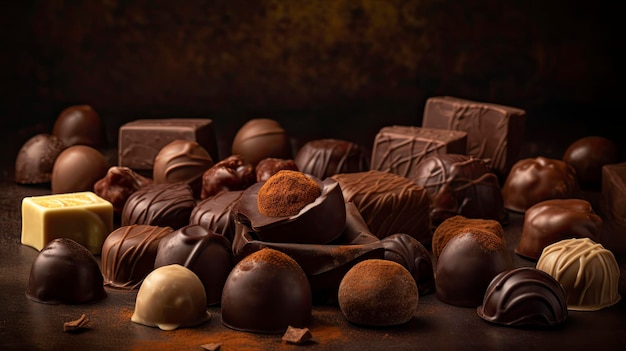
[
  {"left": 600, "top": 162, "right": 626, "bottom": 254},
  {"left": 51, "top": 145, "right": 109, "bottom": 194},
  {"left": 563, "top": 136, "right": 620, "bottom": 188},
  {"left": 153, "top": 139, "right": 214, "bottom": 197},
  {"left": 221, "top": 248, "right": 312, "bottom": 334},
  {"left": 101, "top": 225, "right": 174, "bottom": 290},
  {"left": 94, "top": 166, "right": 153, "bottom": 215},
  {"left": 536, "top": 238, "right": 621, "bottom": 311},
  {"left": 332, "top": 170, "right": 432, "bottom": 245},
  {"left": 26, "top": 238, "right": 107, "bottom": 305},
  {"left": 190, "top": 190, "right": 244, "bottom": 244},
  {"left": 516, "top": 199, "right": 602, "bottom": 260},
  {"left": 122, "top": 182, "right": 196, "bottom": 230},
  {"left": 14, "top": 133, "right": 65, "bottom": 184},
  {"left": 477, "top": 267, "right": 568, "bottom": 328},
  {"left": 502, "top": 156, "right": 581, "bottom": 213},
  {"left": 294, "top": 138, "right": 369, "bottom": 179},
  {"left": 154, "top": 225, "right": 233, "bottom": 306},
  {"left": 435, "top": 231, "right": 513, "bottom": 307},
  {"left": 52, "top": 104, "right": 106, "bottom": 147},
  {"left": 231, "top": 118, "right": 292, "bottom": 166},
  {"left": 381, "top": 233, "right": 435, "bottom": 295},
  {"left": 432, "top": 215, "right": 505, "bottom": 260},
  {"left": 201, "top": 155, "right": 255, "bottom": 199},
  {"left": 370, "top": 125, "right": 467, "bottom": 177},
  {"left": 255, "top": 157, "right": 298, "bottom": 182},
  {"left": 412, "top": 153, "right": 508, "bottom": 227}
]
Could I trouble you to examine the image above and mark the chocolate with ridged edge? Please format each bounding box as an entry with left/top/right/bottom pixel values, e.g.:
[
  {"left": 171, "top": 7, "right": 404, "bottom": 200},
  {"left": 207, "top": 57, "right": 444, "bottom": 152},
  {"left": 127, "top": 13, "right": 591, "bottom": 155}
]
[
  {"left": 381, "top": 233, "right": 435, "bottom": 295},
  {"left": 51, "top": 145, "right": 109, "bottom": 194},
  {"left": 14, "top": 133, "right": 65, "bottom": 184},
  {"left": 153, "top": 139, "right": 214, "bottom": 198},
  {"left": 190, "top": 190, "right": 244, "bottom": 245},
  {"left": 52, "top": 104, "right": 106, "bottom": 148},
  {"left": 94, "top": 166, "right": 153, "bottom": 215},
  {"left": 294, "top": 138, "right": 369, "bottom": 179},
  {"left": 122, "top": 182, "right": 196, "bottom": 230},
  {"left": 231, "top": 118, "right": 292, "bottom": 166}
]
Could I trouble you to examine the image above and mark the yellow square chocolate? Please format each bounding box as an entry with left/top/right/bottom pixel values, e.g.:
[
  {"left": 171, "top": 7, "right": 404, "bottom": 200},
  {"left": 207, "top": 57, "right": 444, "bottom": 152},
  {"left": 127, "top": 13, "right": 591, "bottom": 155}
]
[{"left": 21, "top": 191, "right": 113, "bottom": 255}]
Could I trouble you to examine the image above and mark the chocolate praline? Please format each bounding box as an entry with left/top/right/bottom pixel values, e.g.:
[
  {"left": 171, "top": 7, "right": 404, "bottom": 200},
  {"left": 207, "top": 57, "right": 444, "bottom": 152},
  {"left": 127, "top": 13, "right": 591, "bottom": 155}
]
[
  {"left": 231, "top": 118, "right": 292, "bottom": 166},
  {"left": 153, "top": 139, "right": 214, "bottom": 198},
  {"left": 381, "top": 233, "right": 435, "bottom": 295},
  {"left": 14, "top": 133, "right": 65, "bottom": 184},
  {"left": 190, "top": 190, "right": 244, "bottom": 244},
  {"left": 122, "top": 182, "right": 196, "bottom": 230},
  {"left": 294, "top": 138, "right": 369, "bottom": 179},
  {"left": 432, "top": 215, "right": 505, "bottom": 260},
  {"left": 94, "top": 166, "right": 153, "bottom": 215},
  {"left": 52, "top": 104, "right": 106, "bottom": 148},
  {"left": 201, "top": 155, "right": 256, "bottom": 199},
  {"left": 563, "top": 135, "right": 620, "bottom": 188},
  {"left": 51, "top": 145, "right": 109, "bottom": 194}
]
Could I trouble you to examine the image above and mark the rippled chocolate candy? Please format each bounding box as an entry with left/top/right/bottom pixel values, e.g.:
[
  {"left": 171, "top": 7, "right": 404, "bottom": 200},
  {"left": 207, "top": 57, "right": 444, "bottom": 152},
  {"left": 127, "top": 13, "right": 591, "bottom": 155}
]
[
  {"left": 381, "top": 233, "right": 435, "bottom": 295},
  {"left": 122, "top": 183, "right": 195, "bottom": 230},
  {"left": 51, "top": 145, "right": 109, "bottom": 194},
  {"left": 477, "top": 267, "right": 568, "bottom": 328},
  {"left": 563, "top": 136, "right": 620, "bottom": 188},
  {"left": 52, "top": 105, "right": 106, "bottom": 147},
  {"left": 190, "top": 190, "right": 244, "bottom": 244},
  {"left": 255, "top": 157, "right": 298, "bottom": 182},
  {"left": 94, "top": 166, "right": 153, "bottom": 215},
  {"left": 201, "top": 155, "right": 255, "bottom": 199},
  {"left": 231, "top": 118, "right": 292, "bottom": 166},
  {"left": 26, "top": 238, "right": 107, "bottom": 305},
  {"left": 14, "top": 133, "right": 65, "bottom": 184},
  {"left": 294, "top": 138, "right": 369, "bottom": 179}
]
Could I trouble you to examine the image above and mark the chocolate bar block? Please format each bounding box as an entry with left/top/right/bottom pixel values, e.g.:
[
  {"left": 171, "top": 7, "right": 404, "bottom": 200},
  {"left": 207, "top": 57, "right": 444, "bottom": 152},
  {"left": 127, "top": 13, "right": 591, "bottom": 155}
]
[
  {"left": 600, "top": 162, "right": 626, "bottom": 254},
  {"left": 370, "top": 125, "right": 467, "bottom": 178},
  {"left": 118, "top": 118, "right": 219, "bottom": 173},
  {"left": 422, "top": 96, "right": 526, "bottom": 179}
]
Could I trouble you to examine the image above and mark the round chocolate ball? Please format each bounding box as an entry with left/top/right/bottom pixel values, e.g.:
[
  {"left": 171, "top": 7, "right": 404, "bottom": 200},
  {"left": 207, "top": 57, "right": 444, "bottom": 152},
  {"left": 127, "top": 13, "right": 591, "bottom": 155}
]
[
  {"left": 51, "top": 145, "right": 109, "bottom": 194},
  {"left": 52, "top": 104, "right": 106, "bottom": 147},
  {"left": 153, "top": 139, "right": 214, "bottom": 197},
  {"left": 231, "top": 118, "right": 292, "bottom": 166},
  {"left": 563, "top": 136, "right": 620, "bottom": 188},
  {"left": 257, "top": 170, "right": 321, "bottom": 217},
  {"left": 14, "top": 133, "right": 65, "bottom": 184}
]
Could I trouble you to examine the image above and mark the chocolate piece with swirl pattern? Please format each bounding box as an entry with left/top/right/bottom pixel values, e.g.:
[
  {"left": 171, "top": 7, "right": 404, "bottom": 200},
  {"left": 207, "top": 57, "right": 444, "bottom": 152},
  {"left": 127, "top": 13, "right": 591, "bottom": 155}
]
[{"left": 122, "top": 182, "right": 196, "bottom": 230}]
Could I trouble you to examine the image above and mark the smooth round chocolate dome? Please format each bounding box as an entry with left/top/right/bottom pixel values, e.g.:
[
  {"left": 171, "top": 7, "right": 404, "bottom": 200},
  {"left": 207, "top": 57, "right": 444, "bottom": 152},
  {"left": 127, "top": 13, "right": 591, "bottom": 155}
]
[
  {"left": 14, "top": 133, "right": 65, "bottom": 184},
  {"left": 477, "top": 267, "right": 568, "bottom": 328},
  {"left": 257, "top": 170, "right": 321, "bottom": 217},
  {"left": 51, "top": 145, "right": 109, "bottom": 194},
  {"left": 52, "top": 104, "right": 106, "bottom": 148},
  {"left": 231, "top": 118, "right": 292, "bottom": 166},
  {"left": 563, "top": 136, "right": 620, "bottom": 187},
  {"left": 26, "top": 238, "right": 107, "bottom": 305},
  {"left": 131, "top": 264, "right": 211, "bottom": 330},
  {"left": 338, "top": 259, "right": 418, "bottom": 327},
  {"left": 221, "top": 248, "right": 312, "bottom": 334}
]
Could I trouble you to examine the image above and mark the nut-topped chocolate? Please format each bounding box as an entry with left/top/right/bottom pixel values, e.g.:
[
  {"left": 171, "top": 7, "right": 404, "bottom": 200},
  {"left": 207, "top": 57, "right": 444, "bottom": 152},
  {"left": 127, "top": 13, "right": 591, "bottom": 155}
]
[
  {"left": 153, "top": 139, "right": 214, "bottom": 198},
  {"left": 201, "top": 155, "right": 256, "bottom": 199},
  {"left": 122, "top": 182, "right": 196, "bottom": 230},
  {"left": 14, "top": 133, "right": 65, "bottom": 184},
  {"left": 94, "top": 166, "right": 153, "bottom": 215},
  {"left": 294, "top": 138, "right": 369, "bottom": 179}
]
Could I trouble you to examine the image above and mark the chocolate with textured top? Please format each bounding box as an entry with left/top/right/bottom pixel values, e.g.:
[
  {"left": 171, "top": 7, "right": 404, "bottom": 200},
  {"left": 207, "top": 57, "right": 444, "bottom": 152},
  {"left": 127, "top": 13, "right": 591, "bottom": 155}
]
[
  {"left": 231, "top": 118, "right": 292, "bottom": 166},
  {"left": 52, "top": 105, "right": 106, "bottom": 148},
  {"left": 201, "top": 155, "right": 256, "bottom": 199},
  {"left": 601, "top": 162, "right": 626, "bottom": 254},
  {"left": 14, "top": 133, "right": 65, "bottom": 184},
  {"left": 51, "top": 145, "right": 109, "bottom": 194},
  {"left": 432, "top": 215, "right": 505, "bottom": 260},
  {"left": 370, "top": 125, "right": 467, "bottom": 177},
  {"left": 26, "top": 238, "right": 107, "bottom": 305},
  {"left": 563, "top": 136, "right": 620, "bottom": 188},
  {"left": 516, "top": 199, "right": 603, "bottom": 260},
  {"left": 332, "top": 170, "right": 432, "bottom": 245},
  {"left": 190, "top": 190, "right": 244, "bottom": 244},
  {"left": 477, "top": 267, "right": 568, "bottom": 328},
  {"left": 381, "top": 233, "right": 435, "bottom": 295},
  {"left": 122, "top": 182, "right": 196, "bottom": 230},
  {"left": 153, "top": 139, "right": 214, "bottom": 198},
  {"left": 256, "top": 158, "right": 298, "bottom": 182},
  {"left": 294, "top": 138, "right": 369, "bottom": 179},
  {"left": 101, "top": 224, "right": 174, "bottom": 290},
  {"left": 94, "top": 166, "right": 153, "bottom": 215},
  {"left": 422, "top": 96, "right": 526, "bottom": 180}
]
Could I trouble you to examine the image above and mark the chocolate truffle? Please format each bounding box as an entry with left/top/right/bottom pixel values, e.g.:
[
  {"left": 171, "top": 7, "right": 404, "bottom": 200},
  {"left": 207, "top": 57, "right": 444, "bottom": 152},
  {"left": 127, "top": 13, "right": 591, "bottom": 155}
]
[
  {"left": 52, "top": 104, "right": 106, "bottom": 148},
  {"left": 412, "top": 153, "right": 508, "bottom": 227},
  {"left": 14, "top": 133, "right": 65, "bottom": 184},
  {"left": 51, "top": 145, "right": 109, "bottom": 194},
  {"left": 600, "top": 162, "right": 626, "bottom": 254},
  {"left": 477, "top": 267, "right": 568, "bottom": 328},
  {"left": 435, "top": 231, "right": 513, "bottom": 307},
  {"left": 231, "top": 118, "right": 292, "bottom": 166},
  {"left": 338, "top": 259, "right": 418, "bottom": 327},
  {"left": 432, "top": 215, "right": 505, "bottom": 260},
  {"left": 502, "top": 156, "right": 581, "bottom": 213},
  {"left": 256, "top": 157, "right": 298, "bottom": 182},
  {"left": 190, "top": 190, "right": 244, "bottom": 244},
  {"left": 257, "top": 170, "right": 321, "bottom": 217},
  {"left": 122, "top": 183, "right": 196, "bottom": 230},
  {"left": 294, "top": 138, "right": 369, "bottom": 179},
  {"left": 132, "top": 264, "right": 211, "bottom": 330},
  {"left": 381, "top": 233, "right": 435, "bottom": 295},
  {"left": 26, "top": 238, "right": 107, "bottom": 305},
  {"left": 154, "top": 225, "right": 233, "bottom": 306},
  {"left": 101, "top": 225, "right": 174, "bottom": 290},
  {"left": 536, "top": 238, "right": 621, "bottom": 311},
  {"left": 221, "top": 248, "right": 312, "bottom": 334},
  {"left": 516, "top": 199, "right": 603, "bottom": 260},
  {"left": 563, "top": 136, "right": 620, "bottom": 188},
  {"left": 94, "top": 166, "right": 153, "bottom": 215},
  {"left": 332, "top": 170, "right": 432, "bottom": 245},
  {"left": 153, "top": 139, "right": 214, "bottom": 198},
  {"left": 201, "top": 155, "right": 256, "bottom": 199}
]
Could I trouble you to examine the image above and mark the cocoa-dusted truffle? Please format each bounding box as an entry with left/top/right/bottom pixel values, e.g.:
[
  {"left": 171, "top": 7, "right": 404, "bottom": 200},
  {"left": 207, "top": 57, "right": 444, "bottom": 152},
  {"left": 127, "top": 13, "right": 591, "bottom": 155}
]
[
  {"left": 255, "top": 157, "right": 298, "bottom": 182},
  {"left": 536, "top": 238, "right": 621, "bottom": 311},
  {"left": 563, "top": 136, "right": 620, "bottom": 188},
  {"left": 231, "top": 118, "right": 292, "bottom": 166},
  {"left": 190, "top": 190, "right": 244, "bottom": 244},
  {"left": 221, "top": 248, "right": 312, "bottom": 334},
  {"left": 26, "top": 238, "right": 107, "bottom": 305},
  {"left": 14, "top": 133, "right": 65, "bottom": 184},
  {"left": 502, "top": 156, "right": 581, "bottom": 213},
  {"left": 51, "top": 145, "right": 109, "bottom": 194},
  {"left": 435, "top": 231, "right": 513, "bottom": 307},
  {"left": 338, "top": 259, "right": 418, "bottom": 327},
  {"left": 201, "top": 155, "right": 256, "bottom": 199},
  {"left": 432, "top": 215, "right": 505, "bottom": 260},
  {"left": 477, "top": 267, "right": 568, "bottom": 328},
  {"left": 516, "top": 199, "right": 603, "bottom": 260},
  {"left": 412, "top": 153, "right": 508, "bottom": 227},
  {"left": 154, "top": 225, "right": 233, "bottom": 306},
  {"left": 257, "top": 170, "right": 321, "bottom": 217},
  {"left": 52, "top": 104, "right": 106, "bottom": 148},
  {"left": 94, "top": 166, "right": 153, "bottom": 215},
  {"left": 294, "top": 138, "right": 369, "bottom": 179},
  {"left": 381, "top": 233, "right": 435, "bottom": 295},
  {"left": 153, "top": 139, "right": 214, "bottom": 198},
  {"left": 101, "top": 225, "right": 174, "bottom": 290},
  {"left": 122, "top": 182, "right": 196, "bottom": 230}
]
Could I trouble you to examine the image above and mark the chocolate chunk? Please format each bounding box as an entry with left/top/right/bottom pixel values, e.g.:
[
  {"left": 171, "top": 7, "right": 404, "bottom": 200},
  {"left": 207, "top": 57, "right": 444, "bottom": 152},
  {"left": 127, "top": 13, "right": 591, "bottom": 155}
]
[
  {"left": 14, "top": 133, "right": 65, "bottom": 184},
  {"left": 63, "top": 314, "right": 91, "bottom": 333},
  {"left": 282, "top": 326, "right": 313, "bottom": 344}
]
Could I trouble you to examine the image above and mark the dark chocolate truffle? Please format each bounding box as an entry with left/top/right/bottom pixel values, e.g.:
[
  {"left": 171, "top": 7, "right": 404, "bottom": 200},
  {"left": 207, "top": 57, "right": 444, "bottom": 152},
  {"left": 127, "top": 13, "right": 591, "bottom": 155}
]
[
  {"left": 51, "top": 145, "right": 109, "bottom": 194},
  {"left": 190, "top": 190, "right": 244, "bottom": 244},
  {"left": 14, "top": 133, "right": 65, "bottom": 184},
  {"left": 435, "top": 231, "right": 513, "bottom": 307},
  {"left": 201, "top": 155, "right": 256, "bottom": 199},
  {"left": 255, "top": 157, "right": 298, "bottom": 182},
  {"left": 257, "top": 170, "right": 321, "bottom": 217},
  {"left": 52, "top": 104, "right": 106, "bottom": 148},
  {"left": 502, "top": 156, "right": 581, "bottom": 213},
  {"left": 338, "top": 259, "right": 418, "bottom": 327},
  {"left": 94, "top": 166, "right": 153, "bottom": 215},
  {"left": 101, "top": 225, "right": 174, "bottom": 290},
  {"left": 26, "top": 238, "right": 107, "bottom": 305},
  {"left": 221, "top": 248, "right": 312, "bottom": 334},
  {"left": 432, "top": 215, "right": 505, "bottom": 260},
  {"left": 122, "top": 182, "right": 196, "bottom": 230},
  {"left": 563, "top": 136, "right": 620, "bottom": 188},
  {"left": 477, "top": 267, "right": 568, "bottom": 328},
  {"left": 381, "top": 233, "right": 435, "bottom": 295},
  {"left": 153, "top": 139, "right": 214, "bottom": 197},
  {"left": 516, "top": 199, "right": 602, "bottom": 260},
  {"left": 231, "top": 118, "right": 292, "bottom": 166},
  {"left": 412, "top": 153, "right": 508, "bottom": 227},
  {"left": 294, "top": 138, "right": 369, "bottom": 179},
  {"left": 154, "top": 225, "right": 233, "bottom": 306}
]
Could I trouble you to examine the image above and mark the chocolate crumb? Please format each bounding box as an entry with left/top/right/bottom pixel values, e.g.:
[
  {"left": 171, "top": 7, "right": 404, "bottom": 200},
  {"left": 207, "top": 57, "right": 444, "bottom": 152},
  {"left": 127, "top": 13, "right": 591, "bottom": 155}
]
[
  {"left": 282, "top": 325, "right": 313, "bottom": 344},
  {"left": 63, "top": 314, "right": 90, "bottom": 333},
  {"left": 200, "top": 343, "right": 222, "bottom": 351}
]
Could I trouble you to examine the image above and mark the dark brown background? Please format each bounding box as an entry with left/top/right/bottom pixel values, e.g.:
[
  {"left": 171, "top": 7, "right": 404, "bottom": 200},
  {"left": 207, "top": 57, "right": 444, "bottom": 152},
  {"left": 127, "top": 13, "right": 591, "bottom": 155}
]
[{"left": 1, "top": 0, "right": 623, "bottom": 162}]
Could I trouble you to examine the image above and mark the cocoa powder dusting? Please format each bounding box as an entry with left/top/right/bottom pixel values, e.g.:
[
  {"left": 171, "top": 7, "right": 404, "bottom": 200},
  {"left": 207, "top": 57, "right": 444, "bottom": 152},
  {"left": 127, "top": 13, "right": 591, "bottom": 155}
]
[{"left": 257, "top": 170, "right": 321, "bottom": 217}]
